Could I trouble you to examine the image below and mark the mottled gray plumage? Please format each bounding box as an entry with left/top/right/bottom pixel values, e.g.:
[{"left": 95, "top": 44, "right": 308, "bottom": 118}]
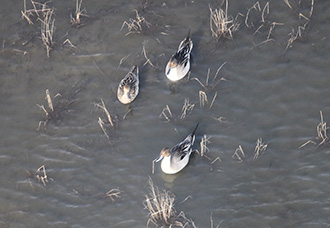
[{"left": 117, "top": 65, "right": 139, "bottom": 104}]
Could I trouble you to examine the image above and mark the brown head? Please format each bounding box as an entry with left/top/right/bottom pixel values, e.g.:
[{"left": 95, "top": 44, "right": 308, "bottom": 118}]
[
  {"left": 169, "top": 58, "right": 178, "bottom": 68},
  {"left": 155, "top": 147, "right": 170, "bottom": 162}
]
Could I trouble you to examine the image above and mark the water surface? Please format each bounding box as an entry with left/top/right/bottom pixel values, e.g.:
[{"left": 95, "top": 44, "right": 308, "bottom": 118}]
[{"left": 1, "top": 0, "right": 330, "bottom": 227}]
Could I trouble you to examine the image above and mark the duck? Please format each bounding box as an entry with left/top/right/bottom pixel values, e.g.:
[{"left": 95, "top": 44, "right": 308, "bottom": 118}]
[
  {"left": 117, "top": 65, "right": 139, "bottom": 104},
  {"left": 165, "top": 30, "right": 193, "bottom": 82},
  {"left": 156, "top": 123, "right": 199, "bottom": 174}
]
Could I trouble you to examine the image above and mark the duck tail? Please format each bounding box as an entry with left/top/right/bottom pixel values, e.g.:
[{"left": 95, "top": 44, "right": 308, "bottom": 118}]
[
  {"left": 130, "top": 65, "right": 139, "bottom": 77},
  {"left": 192, "top": 122, "right": 199, "bottom": 136},
  {"left": 187, "top": 29, "right": 191, "bottom": 39}
]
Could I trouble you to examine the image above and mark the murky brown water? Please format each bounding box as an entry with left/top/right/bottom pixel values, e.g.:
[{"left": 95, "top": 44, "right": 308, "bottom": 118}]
[{"left": 1, "top": 0, "right": 330, "bottom": 227}]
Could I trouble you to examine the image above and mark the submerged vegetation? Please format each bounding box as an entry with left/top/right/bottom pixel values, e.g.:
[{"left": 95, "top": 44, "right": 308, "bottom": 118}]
[{"left": 37, "top": 82, "right": 86, "bottom": 130}]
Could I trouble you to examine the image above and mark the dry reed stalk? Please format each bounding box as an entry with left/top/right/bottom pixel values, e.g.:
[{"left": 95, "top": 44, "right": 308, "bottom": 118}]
[
  {"left": 199, "top": 90, "right": 217, "bottom": 109},
  {"left": 209, "top": 0, "right": 240, "bottom": 40},
  {"left": 37, "top": 89, "right": 58, "bottom": 130},
  {"left": 300, "top": 111, "right": 329, "bottom": 148},
  {"left": 21, "top": 0, "right": 52, "bottom": 24},
  {"left": 35, "top": 165, "right": 49, "bottom": 186},
  {"left": 309, "top": 0, "right": 314, "bottom": 17},
  {"left": 94, "top": 99, "right": 114, "bottom": 127},
  {"left": 180, "top": 99, "right": 195, "bottom": 120},
  {"left": 70, "top": 0, "right": 87, "bottom": 26},
  {"left": 210, "top": 212, "right": 223, "bottom": 228},
  {"left": 213, "top": 116, "right": 228, "bottom": 124},
  {"left": 283, "top": 0, "right": 292, "bottom": 9},
  {"left": 159, "top": 99, "right": 194, "bottom": 122},
  {"left": 284, "top": 0, "right": 314, "bottom": 53},
  {"left": 159, "top": 105, "right": 173, "bottom": 122},
  {"left": 94, "top": 99, "right": 114, "bottom": 142},
  {"left": 174, "top": 211, "right": 198, "bottom": 228},
  {"left": 121, "top": 9, "right": 151, "bottom": 36},
  {"left": 98, "top": 117, "right": 110, "bottom": 141},
  {"left": 209, "top": 91, "right": 218, "bottom": 109},
  {"left": 39, "top": 8, "right": 55, "bottom": 58},
  {"left": 245, "top": 1, "right": 261, "bottom": 28},
  {"left": 199, "top": 91, "right": 208, "bottom": 108},
  {"left": 211, "top": 156, "right": 222, "bottom": 165},
  {"left": 232, "top": 145, "right": 245, "bottom": 162},
  {"left": 267, "top": 22, "right": 284, "bottom": 40},
  {"left": 200, "top": 134, "right": 211, "bottom": 157},
  {"left": 63, "top": 39, "right": 77, "bottom": 49},
  {"left": 106, "top": 188, "right": 121, "bottom": 202},
  {"left": 192, "top": 62, "right": 226, "bottom": 91},
  {"left": 261, "top": 2, "right": 270, "bottom": 23},
  {"left": 316, "top": 111, "right": 329, "bottom": 145},
  {"left": 145, "top": 178, "right": 176, "bottom": 226},
  {"left": 123, "top": 107, "right": 132, "bottom": 120},
  {"left": 253, "top": 138, "right": 268, "bottom": 160},
  {"left": 21, "top": 0, "right": 34, "bottom": 24},
  {"left": 118, "top": 54, "right": 131, "bottom": 68},
  {"left": 284, "top": 23, "right": 307, "bottom": 52},
  {"left": 45, "top": 89, "right": 54, "bottom": 112},
  {"left": 142, "top": 41, "right": 156, "bottom": 67}
]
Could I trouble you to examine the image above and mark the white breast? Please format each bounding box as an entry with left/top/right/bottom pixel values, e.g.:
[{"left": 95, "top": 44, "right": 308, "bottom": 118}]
[{"left": 161, "top": 155, "right": 190, "bottom": 174}]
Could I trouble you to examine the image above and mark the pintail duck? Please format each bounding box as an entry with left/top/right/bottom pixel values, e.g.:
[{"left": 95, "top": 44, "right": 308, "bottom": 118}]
[
  {"left": 156, "top": 123, "right": 199, "bottom": 174},
  {"left": 117, "top": 65, "right": 139, "bottom": 104},
  {"left": 165, "top": 30, "right": 193, "bottom": 82}
]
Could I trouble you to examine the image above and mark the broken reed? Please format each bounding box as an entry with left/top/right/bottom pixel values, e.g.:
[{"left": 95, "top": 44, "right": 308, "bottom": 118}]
[
  {"left": 232, "top": 138, "right": 268, "bottom": 162},
  {"left": 159, "top": 99, "right": 195, "bottom": 122},
  {"left": 35, "top": 165, "right": 49, "bottom": 186},
  {"left": 284, "top": 0, "right": 314, "bottom": 52},
  {"left": 299, "top": 111, "right": 329, "bottom": 148},
  {"left": 105, "top": 188, "right": 121, "bottom": 202},
  {"left": 180, "top": 98, "right": 195, "bottom": 120},
  {"left": 121, "top": 9, "right": 151, "bottom": 36},
  {"left": 193, "top": 63, "right": 226, "bottom": 92},
  {"left": 142, "top": 41, "right": 156, "bottom": 67},
  {"left": 37, "top": 89, "right": 59, "bottom": 130},
  {"left": 199, "top": 91, "right": 217, "bottom": 109},
  {"left": 193, "top": 63, "right": 225, "bottom": 110},
  {"left": 94, "top": 99, "right": 114, "bottom": 142},
  {"left": 200, "top": 134, "right": 211, "bottom": 157}
]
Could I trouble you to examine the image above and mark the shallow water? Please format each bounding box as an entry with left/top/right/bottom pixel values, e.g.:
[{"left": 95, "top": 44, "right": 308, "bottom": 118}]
[{"left": 1, "top": 0, "right": 330, "bottom": 227}]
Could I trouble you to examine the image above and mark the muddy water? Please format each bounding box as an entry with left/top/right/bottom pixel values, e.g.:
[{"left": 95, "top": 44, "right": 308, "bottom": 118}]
[{"left": 1, "top": 0, "right": 330, "bottom": 227}]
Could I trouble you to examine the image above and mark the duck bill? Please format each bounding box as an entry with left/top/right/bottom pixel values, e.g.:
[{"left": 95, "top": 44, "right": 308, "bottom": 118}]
[
  {"left": 155, "top": 155, "right": 163, "bottom": 162},
  {"left": 126, "top": 92, "right": 131, "bottom": 99},
  {"left": 166, "top": 68, "right": 171, "bottom": 75}
]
